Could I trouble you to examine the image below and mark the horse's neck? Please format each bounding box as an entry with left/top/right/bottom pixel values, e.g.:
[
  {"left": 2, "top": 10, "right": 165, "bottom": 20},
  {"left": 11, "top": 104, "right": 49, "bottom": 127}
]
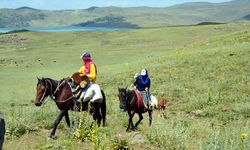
[
  {"left": 47, "top": 78, "right": 59, "bottom": 95},
  {"left": 127, "top": 90, "right": 135, "bottom": 103}
]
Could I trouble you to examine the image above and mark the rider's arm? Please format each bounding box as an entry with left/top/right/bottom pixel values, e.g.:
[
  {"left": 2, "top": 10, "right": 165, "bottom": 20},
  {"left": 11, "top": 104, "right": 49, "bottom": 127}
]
[
  {"left": 78, "top": 66, "right": 85, "bottom": 74},
  {"left": 87, "top": 64, "right": 96, "bottom": 82}
]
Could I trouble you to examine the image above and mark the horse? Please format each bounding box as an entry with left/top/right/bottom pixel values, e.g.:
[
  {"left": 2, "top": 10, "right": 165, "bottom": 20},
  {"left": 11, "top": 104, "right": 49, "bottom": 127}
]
[
  {"left": 34, "top": 75, "right": 106, "bottom": 138},
  {"left": 118, "top": 88, "right": 152, "bottom": 132},
  {"left": 0, "top": 112, "right": 5, "bottom": 150}
]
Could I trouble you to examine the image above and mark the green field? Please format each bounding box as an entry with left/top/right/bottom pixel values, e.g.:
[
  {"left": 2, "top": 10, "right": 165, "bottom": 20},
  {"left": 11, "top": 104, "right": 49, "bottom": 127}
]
[{"left": 0, "top": 22, "right": 250, "bottom": 149}]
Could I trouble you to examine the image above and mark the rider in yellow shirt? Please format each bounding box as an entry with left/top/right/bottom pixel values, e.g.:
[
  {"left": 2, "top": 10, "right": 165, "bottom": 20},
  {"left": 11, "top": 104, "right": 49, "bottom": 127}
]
[{"left": 79, "top": 52, "right": 97, "bottom": 83}]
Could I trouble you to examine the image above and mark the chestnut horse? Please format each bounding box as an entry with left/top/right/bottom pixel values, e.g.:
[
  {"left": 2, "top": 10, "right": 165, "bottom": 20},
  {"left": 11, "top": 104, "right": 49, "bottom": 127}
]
[
  {"left": 118, "top": 88, "right": 152, "bottom": 131},
  {"left": 35, "top": 75, "right": 106, "bottom": 138}
]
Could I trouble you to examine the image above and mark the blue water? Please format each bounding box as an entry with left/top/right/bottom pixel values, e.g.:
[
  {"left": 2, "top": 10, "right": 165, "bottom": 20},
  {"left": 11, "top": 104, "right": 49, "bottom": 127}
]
[{"left": 0, "top": 26, "right": 128, "bottom": 33}]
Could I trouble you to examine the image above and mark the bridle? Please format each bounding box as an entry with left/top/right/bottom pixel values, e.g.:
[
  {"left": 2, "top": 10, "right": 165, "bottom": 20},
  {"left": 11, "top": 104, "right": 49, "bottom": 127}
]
[
  {"left": 38, "top": 79, "right": 48, "bottom": 104},
  {"left": 120, "top": 89, "right": 129, "bottom": 110},
  {"left": 37, "top": 78, "right": 70, "bottom": 105}
]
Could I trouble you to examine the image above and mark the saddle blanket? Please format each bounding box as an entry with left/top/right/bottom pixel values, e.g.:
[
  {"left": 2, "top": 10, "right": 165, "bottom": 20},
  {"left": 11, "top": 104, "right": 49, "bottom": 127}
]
[
  {"left": 135, "top": 91, "right": 151, "bottom": 108},
  {"left": 83, "top": 84, "right": 103, "bottom": 103}
]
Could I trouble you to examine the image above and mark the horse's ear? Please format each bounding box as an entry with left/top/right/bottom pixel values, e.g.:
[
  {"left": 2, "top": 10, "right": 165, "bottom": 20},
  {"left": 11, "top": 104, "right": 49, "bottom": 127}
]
[
  {"left": 125, "top": 87, "right": 128, "bottom": 90},
  {"left": 37, "top": 77, "right": 42, "bottom": 82},
  {"left": 118, "top": 87, "right": 121, "bottom": 91},
  {"left": 41, "top": 77, "right": 46, "bottom": 82}
]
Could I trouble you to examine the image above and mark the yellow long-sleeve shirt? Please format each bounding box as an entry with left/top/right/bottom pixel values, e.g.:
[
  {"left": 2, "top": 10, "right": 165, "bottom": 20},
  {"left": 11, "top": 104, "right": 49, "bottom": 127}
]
[{"left": 79, "top": 64, "right": 97, "bottom": 83}]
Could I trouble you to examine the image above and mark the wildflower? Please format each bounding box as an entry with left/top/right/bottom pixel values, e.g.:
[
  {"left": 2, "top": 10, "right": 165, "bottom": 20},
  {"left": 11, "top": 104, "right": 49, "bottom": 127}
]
[{"left": 241, "top": 133, "right": 248, "bottom": 140}]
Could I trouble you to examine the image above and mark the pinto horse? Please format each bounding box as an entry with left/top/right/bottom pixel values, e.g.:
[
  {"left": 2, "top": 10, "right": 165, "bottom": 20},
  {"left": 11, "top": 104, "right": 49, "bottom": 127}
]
[
  {"left": 118, "top": 88, "right": 152, "bottom": 131},
  {"left": 34, "top": 75, "right": 106, "bottom": 138}
]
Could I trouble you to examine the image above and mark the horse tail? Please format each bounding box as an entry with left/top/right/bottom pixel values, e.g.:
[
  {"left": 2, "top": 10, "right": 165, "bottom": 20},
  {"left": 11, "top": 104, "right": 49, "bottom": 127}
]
[{"left": 101, "top": 90, "right": 106, "bottom": 127}]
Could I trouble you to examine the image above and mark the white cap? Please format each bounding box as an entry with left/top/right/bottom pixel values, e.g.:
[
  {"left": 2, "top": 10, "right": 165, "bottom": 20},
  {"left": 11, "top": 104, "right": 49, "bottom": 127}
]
[{"left": 140, "top": 69, "right": 147, "bottom": 76}]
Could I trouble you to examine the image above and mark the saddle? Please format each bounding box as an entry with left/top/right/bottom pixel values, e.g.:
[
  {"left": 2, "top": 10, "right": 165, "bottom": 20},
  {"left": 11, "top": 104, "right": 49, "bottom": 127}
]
[
  {"left": 71, "top": 72, "right": 90, "bottom": 86},
  {"left": 69, "top": 72, "right": 91, "bottom": 99}
]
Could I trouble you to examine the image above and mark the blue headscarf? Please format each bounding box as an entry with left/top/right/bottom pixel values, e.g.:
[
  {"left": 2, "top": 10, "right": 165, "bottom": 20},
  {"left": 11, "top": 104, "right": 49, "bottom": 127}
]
[{"left": 134, "top": 69, "right": 150, "bottom": 91}]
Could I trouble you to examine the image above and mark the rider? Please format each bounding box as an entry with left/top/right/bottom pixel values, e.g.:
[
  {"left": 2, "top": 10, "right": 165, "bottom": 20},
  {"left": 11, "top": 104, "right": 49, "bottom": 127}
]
[
  {"left": 77, "top": 52, "right": 103, "bottom": 114},
  {"left": 79, "top": 52, "right": 97, "bottom": 83},
  {"left": 131, "top": 68, "right": 151, "bottom": 110},
  {"left": 77, "top": 52, "right": 97, "bottom": 101}
]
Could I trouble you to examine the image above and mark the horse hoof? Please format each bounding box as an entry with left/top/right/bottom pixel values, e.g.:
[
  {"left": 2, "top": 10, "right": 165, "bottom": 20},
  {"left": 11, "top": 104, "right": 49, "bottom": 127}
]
[
  {"left": 48, "top": 135, "right": 57, "bottom": 140},
  {"left": 133, "top": 127, "right": 138, "bottom": 131},
  {"left": 126, "top": 129, "right": 132, "bottom": 132}
]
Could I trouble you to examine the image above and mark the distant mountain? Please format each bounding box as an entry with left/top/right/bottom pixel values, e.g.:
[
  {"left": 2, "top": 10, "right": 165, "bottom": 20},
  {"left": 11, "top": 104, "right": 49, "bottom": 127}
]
[
  {"left": 242, "top": 14, "right": 250, "bottom": 20},
  {"left": 86, "top": 6, "right": 99, "bottom": 12},
  {"left": 0, "top": 8, "right": 46, "bottom": 27},
  {"left": 0, "top": 0, "right": 249, "bottom": 28},
  {"left": 74, "top": 14, "right": 138, "bottom": 28},
  {"left": 15, "top": 6, "right": 39, "bottom": 11}
]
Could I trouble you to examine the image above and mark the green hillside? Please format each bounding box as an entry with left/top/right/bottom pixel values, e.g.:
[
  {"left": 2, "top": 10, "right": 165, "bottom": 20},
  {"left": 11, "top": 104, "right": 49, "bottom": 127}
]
[
  {"left": 0, "top": 22, "right": 249, "bottom": 149},
  {"left": 0, "top": 7, "right": 46, "bottom": 27},
  {"left": 0, "top": 0, "right": 250, "bottom": 28}
]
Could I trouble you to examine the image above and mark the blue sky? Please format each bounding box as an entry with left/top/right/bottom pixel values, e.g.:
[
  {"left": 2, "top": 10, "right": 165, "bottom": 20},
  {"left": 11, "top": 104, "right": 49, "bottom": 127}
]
[{"left": 0, "top": 0, "right": 232, "bottom": 10}]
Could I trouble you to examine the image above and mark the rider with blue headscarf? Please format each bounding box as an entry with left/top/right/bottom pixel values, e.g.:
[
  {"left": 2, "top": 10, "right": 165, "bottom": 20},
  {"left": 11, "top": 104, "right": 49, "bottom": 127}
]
[{"left": 131, "top": 68, "right": 151, "bottom": 110}]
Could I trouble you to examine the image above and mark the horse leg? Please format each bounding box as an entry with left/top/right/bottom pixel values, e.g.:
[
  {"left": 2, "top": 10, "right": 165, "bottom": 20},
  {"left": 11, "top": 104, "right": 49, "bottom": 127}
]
[
  {"left": 134, "top": 113, "right": 143, "bottom": 130},
  {"left": 97, "top": 109, "right": 102, "bottom": 127},
  {"left": 126, "top": 111, "right": 135, "bottom": 132},
  {"left": 101, "top": 90, "right": 106, "bottom": 127},
  {"left": 126, "top": 112, "right": 131, "bottom": 132},
  {"left": 96, "top": 111, "right": 102, "bottom": 127},
  {"left": 92, "top": 104, "right": 102, "bottom": 126},
  {"left": 64, "top": 111, "right": 70, "bottom": 128},
  {"left": 49, "top": 110, "right": 66, "bottom": 138},
  {"left": 148, "top": 109, "right": 152, "bottom": 126}
]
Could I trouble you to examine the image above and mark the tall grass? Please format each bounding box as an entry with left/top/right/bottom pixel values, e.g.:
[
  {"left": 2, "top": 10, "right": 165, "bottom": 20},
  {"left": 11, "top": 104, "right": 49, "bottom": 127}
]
[{"left": 0, "top": 22, "right": 249, "bottom": 149}]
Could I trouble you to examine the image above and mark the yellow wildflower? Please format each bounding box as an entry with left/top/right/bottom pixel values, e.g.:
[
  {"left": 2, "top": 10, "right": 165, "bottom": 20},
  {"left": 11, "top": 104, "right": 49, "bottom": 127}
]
[{"left": 241, "top": 133, "right": 248, "bottom": 140}]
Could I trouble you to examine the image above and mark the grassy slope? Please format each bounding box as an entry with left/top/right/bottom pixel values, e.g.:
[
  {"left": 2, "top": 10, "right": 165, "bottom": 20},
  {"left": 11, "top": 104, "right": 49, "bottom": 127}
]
[
  {"left": 0, "top": 22, "right": 249, "bottom": 149},
  {"left": 27, "top": 1, "right": 250, "bottom": 27}
]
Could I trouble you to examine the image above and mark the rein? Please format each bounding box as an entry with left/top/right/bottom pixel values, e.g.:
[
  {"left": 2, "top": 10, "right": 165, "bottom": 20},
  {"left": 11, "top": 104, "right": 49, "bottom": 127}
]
[
  {"left": 40, "top": 79, "right": 74, "bottom": 105},
  {"left": 39, "top": 80, "right": 49, "bottom": 104},
  {"left": 125, "top": 90, "right": 129, "bottom": 106},
  {"left": 124, "top": 89, "right": 136, "bottom": 107}
]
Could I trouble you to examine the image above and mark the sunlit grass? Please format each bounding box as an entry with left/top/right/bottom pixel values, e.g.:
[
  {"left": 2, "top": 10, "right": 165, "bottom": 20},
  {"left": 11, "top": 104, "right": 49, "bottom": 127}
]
[{"left": 0, "top": 22, "right": 250, "bottom": 149}]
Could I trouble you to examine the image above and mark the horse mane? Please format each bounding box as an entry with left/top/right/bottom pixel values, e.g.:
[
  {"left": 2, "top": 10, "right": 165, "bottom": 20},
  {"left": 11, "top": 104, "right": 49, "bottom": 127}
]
[{"left": 37, "top": 77, "right": 60, "bottom": 84}]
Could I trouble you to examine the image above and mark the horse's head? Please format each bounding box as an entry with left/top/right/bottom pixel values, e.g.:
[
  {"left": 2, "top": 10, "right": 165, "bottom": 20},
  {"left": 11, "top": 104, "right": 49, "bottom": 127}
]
[
  {"left": 35, "top": 77, "right": 50, "bottom": 106},
  {"left": 118, "top": 87, "right": 128, "bottom": 111}
]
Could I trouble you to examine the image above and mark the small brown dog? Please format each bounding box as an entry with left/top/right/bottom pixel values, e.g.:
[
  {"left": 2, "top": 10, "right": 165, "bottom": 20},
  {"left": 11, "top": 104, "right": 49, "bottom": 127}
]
[
  {"left": 158, "top": 98, "right": 167, "bottom": 111},
  {"left": 158, "top": 98, "right": 168, "bottom": 118}
]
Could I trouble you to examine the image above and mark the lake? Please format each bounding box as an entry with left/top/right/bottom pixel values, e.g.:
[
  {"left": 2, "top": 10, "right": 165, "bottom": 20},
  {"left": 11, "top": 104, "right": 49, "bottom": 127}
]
[{"left": 0, "top": 26, "right": 128, "bottom": 33}]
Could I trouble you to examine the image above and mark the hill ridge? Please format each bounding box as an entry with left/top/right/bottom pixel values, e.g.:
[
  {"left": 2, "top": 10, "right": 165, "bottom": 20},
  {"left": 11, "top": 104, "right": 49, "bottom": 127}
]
[{"left": 0, "top": 0, "right": 250, "bottom": 28}]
